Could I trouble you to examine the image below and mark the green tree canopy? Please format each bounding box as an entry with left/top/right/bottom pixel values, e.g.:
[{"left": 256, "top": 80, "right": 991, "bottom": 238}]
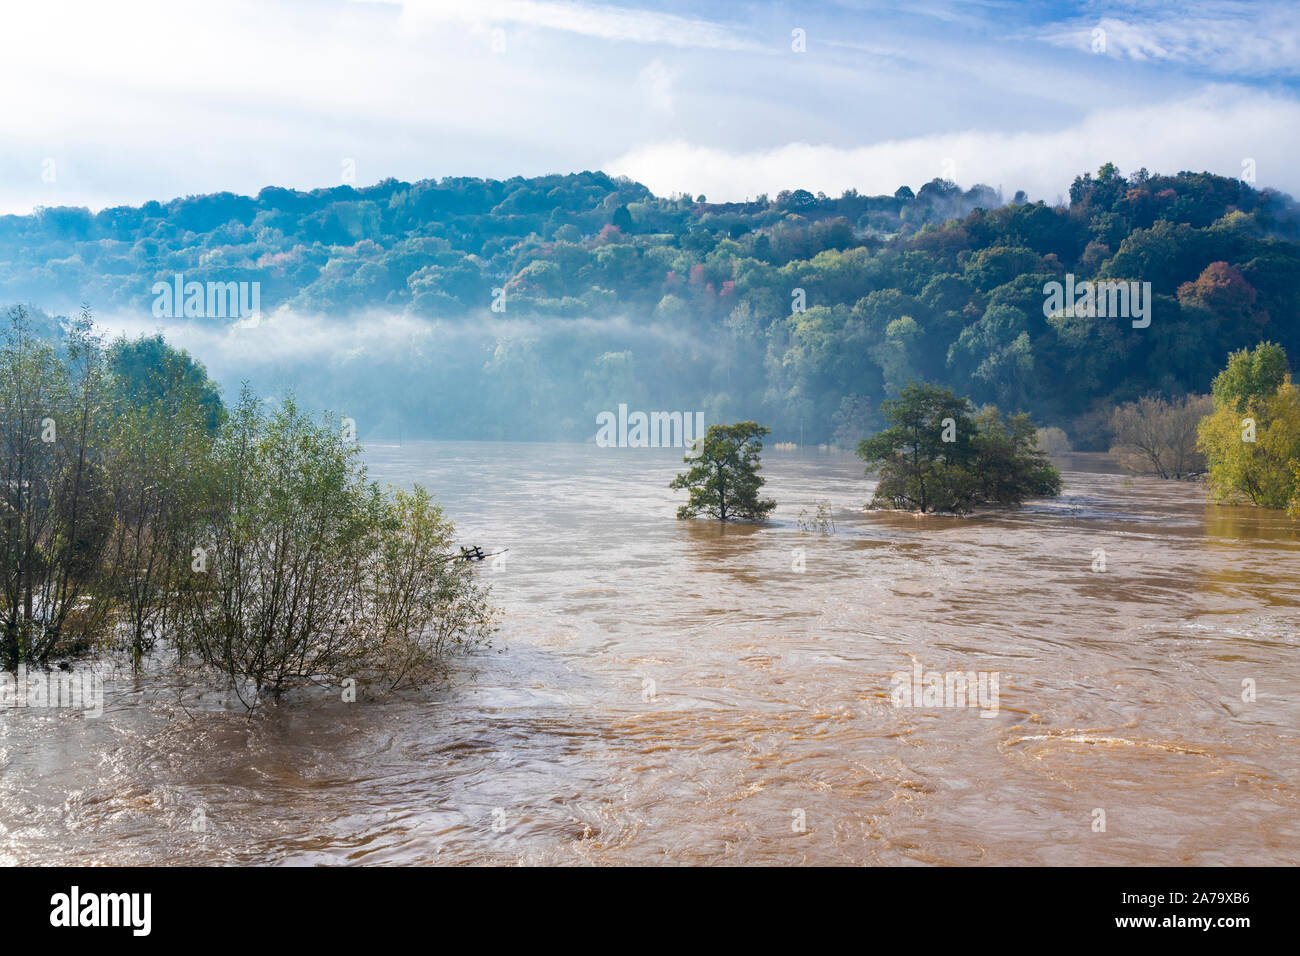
[
  {"left": 5, "top": 163, "right": 1300, "bottom": 449},
  {"left": 1199, "top": 343, "right": 1300, "bottom": 511},
  {"left": 670, "top": 421, "right": 776, "bottom": 521},
  {"left": 1209, "top": 340, "right": 1289, "bottom": 413},
  {"left": 858, "top": 382, "right": 1060, "bottom": 513},
  {"left": 107, "top": 333, "right": 225, "bottom": 432}
]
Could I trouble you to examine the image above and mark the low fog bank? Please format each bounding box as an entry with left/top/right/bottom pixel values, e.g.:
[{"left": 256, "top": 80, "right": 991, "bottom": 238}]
[{"left": 92, "top": 307, "right": 774, "bottom": 444}]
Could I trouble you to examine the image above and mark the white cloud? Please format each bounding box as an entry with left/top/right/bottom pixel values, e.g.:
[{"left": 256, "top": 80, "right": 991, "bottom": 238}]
[
  {"left": 637, "top": 59, "right": 675, "bottom": 114},
  {"left": 0, "top": 0, "right": 1296, "bottom": 217},
  {"left": 1040, "top": 5, "right": 1300, "bottom": 76},
  {"left": 607, "top": 87, "right": 1300, "bottom": 201},
  {"left": 354, "top": 0, "right": 757, "bottom": 50}
]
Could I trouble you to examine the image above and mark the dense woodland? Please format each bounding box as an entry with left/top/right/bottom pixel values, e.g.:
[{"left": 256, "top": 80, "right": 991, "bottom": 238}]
[{"left": 3, "top": 164, "right": 1298, "bottom": 447}]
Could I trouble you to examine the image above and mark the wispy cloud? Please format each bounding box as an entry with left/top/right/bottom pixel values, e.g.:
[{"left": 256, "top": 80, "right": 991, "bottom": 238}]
[
  {"left": 637, "top": 58, "right": 676, "bottom": 114},
  {"left": 1, "top": 1, "right": 1297, "bottom": 215},
  {"left": 1039, "top": 2, "right": 1300, "bottom": 76},
  {"left": 354, "top": 0, "right": 758, "bottom": 50}
]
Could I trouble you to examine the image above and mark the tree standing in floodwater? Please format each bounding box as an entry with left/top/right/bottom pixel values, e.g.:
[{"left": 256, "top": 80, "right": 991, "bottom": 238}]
[
  {"left": 670, "top": 422, "right": 776, "bottom": 521},
  {"left": 857, "top": 382, "right": 1061, "bottom": 514}
]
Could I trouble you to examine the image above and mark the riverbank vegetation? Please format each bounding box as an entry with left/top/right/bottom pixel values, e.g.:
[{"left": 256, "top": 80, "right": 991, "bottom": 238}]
[
  {"left": 1198, "top": 343, "right": 1300, "bottom": 514},
  {"left": 0, "top": 306, "right": 495, "bottom": 700},
  {"left": 1109, "top": 394, "right": 1213, "bottom": 479}
]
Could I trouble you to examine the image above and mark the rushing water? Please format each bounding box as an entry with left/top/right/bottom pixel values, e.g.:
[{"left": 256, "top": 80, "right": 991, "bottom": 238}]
[{"left": 2, "top": 441, "right": 1297, "bottom": 865}]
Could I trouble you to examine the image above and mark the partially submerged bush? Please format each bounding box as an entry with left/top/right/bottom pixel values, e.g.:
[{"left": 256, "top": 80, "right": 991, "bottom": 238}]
[
  {"left": 796, "top": 500, "right": 835, "bottom": 533},
  {"left": 176, "top": 390, "right": 496, "bottom": 704},
  {"left": 366, "top": 486, "right": 497, "bottom": 690},
  {"left": 0, "top": 306, "right": 495, "bottom": 703},
  {"left": 1109, "top": 394, "right": 1211, "bottom": 479}
]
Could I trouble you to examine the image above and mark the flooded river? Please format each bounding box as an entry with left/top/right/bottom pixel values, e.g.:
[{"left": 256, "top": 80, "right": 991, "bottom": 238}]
[{"left": 2, "top": 441, "right": 1297, "bottom": 865}]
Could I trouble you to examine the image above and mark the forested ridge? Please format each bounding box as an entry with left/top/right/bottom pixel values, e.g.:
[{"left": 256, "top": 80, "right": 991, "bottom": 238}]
[{"left": 4, "top": 163, "right": 1298, "bottom": 447}]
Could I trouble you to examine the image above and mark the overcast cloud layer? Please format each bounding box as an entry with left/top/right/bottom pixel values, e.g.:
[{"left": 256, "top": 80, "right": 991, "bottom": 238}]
[{"left": 3, "top": 0, "right": 1298, "bottom": 212}]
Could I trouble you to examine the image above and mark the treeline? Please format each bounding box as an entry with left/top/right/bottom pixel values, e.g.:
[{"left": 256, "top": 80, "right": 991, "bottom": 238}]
[
  {"left": 4, "top": 164, "right": 1300, "bottom": 447},
  {"left": 0, "top": 307, "right": 494, "bottom": 699},
  {"left": 0, "top": 172, "right": 999, "bottom": 315}
]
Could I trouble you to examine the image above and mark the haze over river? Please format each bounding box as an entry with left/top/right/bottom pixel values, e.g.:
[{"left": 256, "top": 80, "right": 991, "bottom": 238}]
[{"left": 2, "top": 442, "right": 1297, "bottom": 865}]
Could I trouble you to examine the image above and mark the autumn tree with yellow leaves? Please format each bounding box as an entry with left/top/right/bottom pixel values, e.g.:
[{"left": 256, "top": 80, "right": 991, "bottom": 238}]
[{"left": 1197, "top": 343, "right": 1300, "bottom": 514}]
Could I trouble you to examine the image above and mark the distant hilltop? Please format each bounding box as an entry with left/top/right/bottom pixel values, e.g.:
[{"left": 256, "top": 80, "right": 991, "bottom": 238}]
[{"left": 3, "top": 164, "right": 1297, "bottom": 451}]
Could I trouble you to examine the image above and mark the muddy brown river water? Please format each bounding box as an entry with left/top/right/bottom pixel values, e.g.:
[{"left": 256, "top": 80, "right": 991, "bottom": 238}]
[{"left": 1, "top": 441, "right": 1297, "bottom": 865}]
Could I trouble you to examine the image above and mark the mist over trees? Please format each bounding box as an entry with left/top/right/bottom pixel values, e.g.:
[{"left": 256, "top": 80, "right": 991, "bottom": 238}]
[{"left": 4, "top": 164, "right": 1299, "bottom": 448}]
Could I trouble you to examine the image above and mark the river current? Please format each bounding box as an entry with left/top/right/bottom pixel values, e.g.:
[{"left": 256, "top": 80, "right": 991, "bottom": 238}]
[{"left": 2, "top": 442, "right": 1296, "bottom": 865}]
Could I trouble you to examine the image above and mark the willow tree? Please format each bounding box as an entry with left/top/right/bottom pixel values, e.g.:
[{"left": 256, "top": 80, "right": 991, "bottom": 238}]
[
  {"left": 367, "top": 485, "right": 497, "bottom": 689},
  {"left": 175, "top": 389, "right": 388, "bottom": 703},
  {"left": 1110, "top": 394, "right": 1213, "bottom": 479},
  {"left": 100, "top": 335, "right": 220, "bottom": 670},
  {"left": 669, "top": 421, "right": 775, "bottom": 521}
]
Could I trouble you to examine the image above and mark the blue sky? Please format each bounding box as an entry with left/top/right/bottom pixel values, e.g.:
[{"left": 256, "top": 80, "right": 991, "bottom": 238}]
[{"left": 3, "top": 0, "right": 1298, "bottom": 213}]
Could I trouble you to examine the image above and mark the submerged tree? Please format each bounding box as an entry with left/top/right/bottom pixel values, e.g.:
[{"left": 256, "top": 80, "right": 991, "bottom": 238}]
[
  {"left": 101, "top": 335, "right": 220, "bottom": 669},
  {"left": 857, "top": 382, "right": 1060, "bottom": 514},
  {"left": 670, "top": 421, "right": 776, "bottom": 521},
  {"left": 857, "top": 383, "right": 975, "bottom": 513},
  {"left": 0, "top": 305, "right": 496, "bottom": 699},
  {"left": 176, "top": 389, "right": 385, "bottom": 700},
  {"left": 0, "top": 306, "right": 114, "bottom": 666},
  {"left": 367, "top": 485, "right": 497, "bottom": 689},
  {"left": 175, "top": 389, "right": 497, "bottom": 704},
  {"left": 1109, "top": 394, "right": 1212, "bottom": 479},
  {"left": 0, "top": 309, "right": 226, "bottom": 668}
]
